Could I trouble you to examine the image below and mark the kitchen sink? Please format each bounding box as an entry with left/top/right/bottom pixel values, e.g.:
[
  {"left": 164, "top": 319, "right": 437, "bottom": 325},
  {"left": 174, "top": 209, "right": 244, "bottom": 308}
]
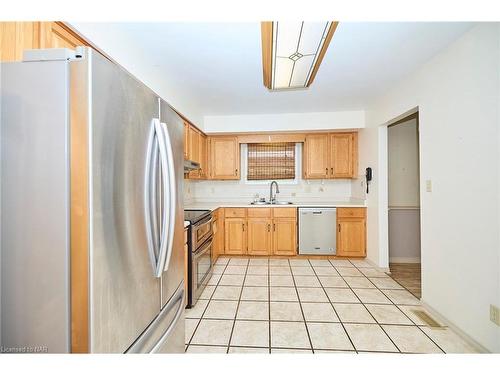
[{"left": 250, "top": 201, "right": 294, "bottom": 205}]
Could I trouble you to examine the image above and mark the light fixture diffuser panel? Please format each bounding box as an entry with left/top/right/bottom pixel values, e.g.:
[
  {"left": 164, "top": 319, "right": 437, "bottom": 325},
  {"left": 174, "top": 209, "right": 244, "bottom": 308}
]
[{"left": 261, "top": 21, "right": 338, "bottom": 90}]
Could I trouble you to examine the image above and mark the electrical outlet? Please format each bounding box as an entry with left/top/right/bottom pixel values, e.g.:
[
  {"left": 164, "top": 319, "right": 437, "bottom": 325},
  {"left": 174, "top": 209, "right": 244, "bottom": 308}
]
[
  {"left": 210, "top": 187, "right": 215, "bottom": 194},
  {"left": 426, "top": 180, "right": 432, "bottom": 192},
  {"left": 319, "top": 187, "right": 324, "bottom": 192},
  {"left": 291, "top": 192, "right": 296, "bottom": 197},
  {"left": 490, "top": 304, "right": 500, "bottom": 326}
]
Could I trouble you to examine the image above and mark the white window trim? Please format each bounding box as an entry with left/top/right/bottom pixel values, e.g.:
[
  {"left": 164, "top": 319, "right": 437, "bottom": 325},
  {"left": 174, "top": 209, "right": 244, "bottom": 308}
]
[{"left": 241, "top": 143, "right": 301, "bottom": 185}]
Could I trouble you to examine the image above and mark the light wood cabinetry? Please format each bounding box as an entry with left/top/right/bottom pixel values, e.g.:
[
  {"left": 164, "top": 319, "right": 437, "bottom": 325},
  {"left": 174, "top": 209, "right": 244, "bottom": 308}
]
[
  {"left": 212, "top": 209, "right": 224, "bottom": 263},
  {"left": 184, "top": 122, "right": 209, "bottom": 180},
  {"left": 222, "top": 207, "right": 297, "bottom": 256},
  {"left": 303, "top": 132, "right": 358, "bottom": 179},
  {"left": 183, "top": 122, "right": 190, "bottom": 160},
  {"left": 209, "top": 136, "right": 240, "bottom": 180},
  {"left": 39, "top": 22, "right": 88, "bottom": 49},
  {"left": 337, "top": 207, "right": 366, "bottom": 257}
]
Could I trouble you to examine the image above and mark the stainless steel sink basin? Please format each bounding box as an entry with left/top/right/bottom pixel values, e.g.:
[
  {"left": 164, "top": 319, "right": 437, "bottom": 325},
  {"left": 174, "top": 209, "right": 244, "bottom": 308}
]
[{"left": 250, "top": 201, "right": 293, "bottom": 205}]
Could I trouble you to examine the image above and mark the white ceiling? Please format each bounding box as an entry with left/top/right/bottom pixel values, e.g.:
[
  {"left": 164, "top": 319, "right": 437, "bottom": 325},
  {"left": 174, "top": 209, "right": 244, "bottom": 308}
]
[{"left": 78, "top": 22, "right": 474, "bottom": 117}]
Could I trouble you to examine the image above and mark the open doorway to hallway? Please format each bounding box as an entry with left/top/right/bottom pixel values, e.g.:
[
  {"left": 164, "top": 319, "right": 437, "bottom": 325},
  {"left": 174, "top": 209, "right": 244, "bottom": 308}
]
[{"left": 387, "top": 112, "right": 421, "bottom": 298}]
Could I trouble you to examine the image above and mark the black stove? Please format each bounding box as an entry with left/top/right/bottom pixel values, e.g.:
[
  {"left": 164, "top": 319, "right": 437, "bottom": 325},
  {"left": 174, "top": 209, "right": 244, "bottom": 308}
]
[{"left": 184, "top": 209, "right": 211, "bottom": 225}]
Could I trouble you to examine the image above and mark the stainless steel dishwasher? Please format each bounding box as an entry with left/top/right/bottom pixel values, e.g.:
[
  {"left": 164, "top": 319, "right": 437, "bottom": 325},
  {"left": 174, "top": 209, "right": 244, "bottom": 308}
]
[{"left": 298, "top": 208, "right": 337, "bottom": 255}]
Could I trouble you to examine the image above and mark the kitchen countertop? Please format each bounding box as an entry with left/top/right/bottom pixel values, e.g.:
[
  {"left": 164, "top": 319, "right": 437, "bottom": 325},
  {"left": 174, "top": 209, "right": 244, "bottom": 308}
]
[{"left": 184, "top": 200, "right": 366, "bottom": 211}]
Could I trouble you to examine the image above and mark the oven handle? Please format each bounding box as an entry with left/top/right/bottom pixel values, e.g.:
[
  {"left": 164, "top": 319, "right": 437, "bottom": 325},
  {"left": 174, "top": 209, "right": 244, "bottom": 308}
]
[{"left": 196, "top": 216, "right": 213, "bottom": 228}]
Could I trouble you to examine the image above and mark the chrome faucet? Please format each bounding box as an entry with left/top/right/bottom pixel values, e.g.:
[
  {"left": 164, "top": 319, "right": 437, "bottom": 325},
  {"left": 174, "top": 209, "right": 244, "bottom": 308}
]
[{"left": 269, "top": 181, "right": 280, "bottom": 203}]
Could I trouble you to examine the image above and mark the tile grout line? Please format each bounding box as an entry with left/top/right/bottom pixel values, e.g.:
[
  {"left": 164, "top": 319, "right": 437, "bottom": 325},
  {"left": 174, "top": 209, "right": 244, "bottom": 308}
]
[
  {"left": 226, "top": 258, "right": 250, "bottom": 353},
  {"left": 267, "top": 258, "right": 272, "bottom": 353}
]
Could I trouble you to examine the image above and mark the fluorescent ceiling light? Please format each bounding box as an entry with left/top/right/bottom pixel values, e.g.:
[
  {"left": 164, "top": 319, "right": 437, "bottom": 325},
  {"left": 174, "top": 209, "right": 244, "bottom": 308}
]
[{"left": 261, "top": 21, "right": 338, "bottom": 90}]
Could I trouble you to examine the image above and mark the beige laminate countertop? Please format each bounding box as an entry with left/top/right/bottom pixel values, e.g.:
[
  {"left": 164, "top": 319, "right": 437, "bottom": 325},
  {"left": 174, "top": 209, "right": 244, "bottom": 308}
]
[{"left": 184, "top": 200, "right": 366, "bottom": 211}]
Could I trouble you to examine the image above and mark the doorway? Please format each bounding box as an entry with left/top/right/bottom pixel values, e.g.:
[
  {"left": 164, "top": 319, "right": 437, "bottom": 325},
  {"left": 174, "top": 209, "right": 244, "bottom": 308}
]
[{"left": 387, "top": 112, "right": 421, "bottom": 298}]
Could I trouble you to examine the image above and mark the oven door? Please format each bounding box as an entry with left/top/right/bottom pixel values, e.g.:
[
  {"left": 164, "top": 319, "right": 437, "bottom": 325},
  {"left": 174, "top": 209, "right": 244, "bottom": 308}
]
[
  {"left": 192, "top": 216, "right": 213, "bottom": 250},
  {"left": 191, "top": 237, "right": 213, "bottom": 305}
]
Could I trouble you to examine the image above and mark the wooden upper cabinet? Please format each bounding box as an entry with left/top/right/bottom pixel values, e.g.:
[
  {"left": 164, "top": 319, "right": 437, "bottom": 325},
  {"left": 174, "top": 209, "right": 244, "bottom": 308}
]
[
  {"left": 337, "top": 208, "right": 366, "bottom": 257},
  {"left": 209, "top": 136, "right": 240, "bottom": 180},
  {"left": 183, "top": 122, "right": 190, "bottom": 160},
  {"left": 0, "top": 22, "right": 40, "bottom": 61},
  {"left": 224, "top": 217, "right": 247, "bottom": 255},
  {"left": 330, "top": 133, "right": 357, "bottom": 178},
  {"left": 247, "top": 217, "right": 272, "bottom": 256},
  {"left": 39, "top": 22, "right": 88, "bottom": 49},
  {"left": 199, "top": 133, "right": 208, "bottom": 178},
  {"left": 303, "top": 132, "right": 358, "bottom": 179},
  {"left": 303, "top": 134, "right": 329, "bottom": 179}
]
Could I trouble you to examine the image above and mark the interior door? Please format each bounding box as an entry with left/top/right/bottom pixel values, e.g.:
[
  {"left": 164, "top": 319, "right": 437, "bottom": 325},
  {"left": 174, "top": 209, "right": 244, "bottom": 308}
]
[
  {"left": 159, "top": 100, "right": 185, "bottom": 308},
  {"left": 87, "top": 50, "right": 161, "bottom": 353}
]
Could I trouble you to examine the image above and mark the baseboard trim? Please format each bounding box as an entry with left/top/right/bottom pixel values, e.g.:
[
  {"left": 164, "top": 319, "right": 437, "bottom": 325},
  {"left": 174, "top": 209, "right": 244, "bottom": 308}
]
[
  {"left": 364, "top": 257, "right": 390, "bottom": 273},
  {"left": 420, "top": 300, "right": 490, "bottom": 353},
  {"left": 389, "top": 256, "right": 421, "bottom": 263}
]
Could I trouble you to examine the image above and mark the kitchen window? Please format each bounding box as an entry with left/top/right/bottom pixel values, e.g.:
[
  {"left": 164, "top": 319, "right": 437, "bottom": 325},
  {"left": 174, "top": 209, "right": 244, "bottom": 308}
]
[{"left": 243, "top": 142, "right": 300, "bottom": 184}]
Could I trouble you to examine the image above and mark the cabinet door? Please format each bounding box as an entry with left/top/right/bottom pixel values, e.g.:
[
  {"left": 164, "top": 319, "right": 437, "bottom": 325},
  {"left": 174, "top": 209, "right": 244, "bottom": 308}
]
[
  {"left": 224, "top": 218, "right": 246, "bottom": 255},
  {"left": 188, "top": 127, "right": 201, "bottom": 179},
  {"left": 209, "top": 136, "right": 240, "bottom": 180},
  {"left": 337, "top": 218, "right": 366, "bottom": 257},
  {"left": 199, "top": 133, "right": 208, "bottom": 179},
  {"left": 303, "top": 134, "right": 329, "bottom": 179},
  {"left": 272, "top": 218, "right": 297, "bottom": 256},
  {"left": 0, "top": 22, "right": 40, "bottom": 62},
  {"left": 40, "top": 22, "right": 88, "bottom": 49},
  {"left": 330, "top": 133, "right": 356, "bottom": 178},
  {"left": 247, "top": 218, "right": 272, "bottom": 256},
  {"left": 183, "top": 122, "right": 190, "bottom": 160}
]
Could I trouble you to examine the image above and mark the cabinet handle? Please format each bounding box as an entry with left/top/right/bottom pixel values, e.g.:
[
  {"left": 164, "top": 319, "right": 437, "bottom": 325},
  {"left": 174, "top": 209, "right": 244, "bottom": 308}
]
[
  {"left": 338, "top": 224, "right": 341, "bottom": 232},
  {"left": 325, "top": 168, "right": 328, "bottom": 175},
  {"left": 273, "top": 223, "right": 276, "bottom": 232},
  {"left": 331, "top": 167, "right": 334, "bottom": 175},
  {"left": 235, "top": 169, "right": 238, "bottom": 175},
  {"left": 242, "top": 223, "right": 245, "bottom": 232},
  {"left": 267, "top": 224, "right": 270, "bottom": 232}
]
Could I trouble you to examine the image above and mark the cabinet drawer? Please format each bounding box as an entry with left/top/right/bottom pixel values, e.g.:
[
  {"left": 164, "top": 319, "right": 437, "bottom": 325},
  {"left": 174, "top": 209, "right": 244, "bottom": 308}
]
[
  {"left": 273, "top": 207, "right": 297, "bottom": 218},
  {"left": 337, "top": 207, "right": 366, "bottom": 218},
  {"left": 225, "top": 207, "right": 246, "bottom": 218},
  {"left": 247, "top": 208, "right": 271, "bottom": 218}
]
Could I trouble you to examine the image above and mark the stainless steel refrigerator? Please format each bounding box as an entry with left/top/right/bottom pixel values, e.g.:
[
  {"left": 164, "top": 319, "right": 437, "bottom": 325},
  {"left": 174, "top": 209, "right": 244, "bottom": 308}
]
[{"left": 0, "top": 47, "right": 185, "bottom": 353}]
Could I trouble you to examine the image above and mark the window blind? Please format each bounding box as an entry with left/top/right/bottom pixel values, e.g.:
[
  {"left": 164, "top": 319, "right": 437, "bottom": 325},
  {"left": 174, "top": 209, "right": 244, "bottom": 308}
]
[{"left": 247, "top": 143, "right": 295, "bottom": 180}]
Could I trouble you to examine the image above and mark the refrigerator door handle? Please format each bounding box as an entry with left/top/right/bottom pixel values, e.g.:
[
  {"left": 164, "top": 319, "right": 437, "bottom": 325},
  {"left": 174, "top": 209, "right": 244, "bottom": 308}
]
[{"left": 158, "top": 121, "right": 176, "bottom": 273}]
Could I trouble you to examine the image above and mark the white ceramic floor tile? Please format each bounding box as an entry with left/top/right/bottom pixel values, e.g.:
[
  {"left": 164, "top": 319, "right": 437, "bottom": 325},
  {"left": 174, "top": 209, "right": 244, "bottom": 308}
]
[
  {"left": 369, "top": 277, "right": 404, "bottom": 289},
  {"left": 335, "top": 267, "right": 363, "bottom": 277},
  {"left": 229, "top": 258, "right": 249, "bottom": 266},
  {"left": 191, "top": 319, "right": 234, "bottom": 346},
  {"left": 199, "top": 285, "right": 216, "bottom": 299},
  {"left": 333, "top": 304, "right": 376, "bottom": 323},
  {"left": 229, "top": 346, "right": 269, "bottom": 353},
  {"left": 207, "top": 273, "right": 222, "bottom": 286},
  {"left": 212, "top": 265, "right": 226, "bottom": 274},
  {"left": 329, "top": 259, "right": 354, "bottom": 267},
  {"left": 352, "top": 288, "right": 392, "bottom": 304},
  {"left": 187, "top": 345, "right": 227, "bottom": 353},
  {"left": 291, "top": 266, "right": 315, "bottom": 276},
  {"left": 344, "top": 324, "right": 398, "bottom": 352},
  {"left": 294, "top": 275, "right": 321, "bottom": 287},
  {"left": 297, "top": 287, "right": 329, "bottom": 302},
  {"left": 269, "top": 259, "right": 290, "bottom": 266},
  {"left": 382, "top": 325, "right": 443, "bottom": 353},
  {"left": 301, "top": 302, "right": 339, "bottom": 322},
  {"left": 185, "top": 318, "right": 200, "bottom": 344},
  {"left": 307, "top": 322, "right": 354, "bottom": 350},
  {"left": 318, "top": 276, "right": 349, "bottom": 288},
  {"left": 269, "top": 266, "right": 292, "bottom": 275},
  {"left": 309, "top": 259, "right": 333, "bottom": 267},
  {"left": 289, "top": 259, "right": 311, "bottom": 266},
  {"left": 237, "top": 301, "right": 269, "bottom": 321},
  {"left": 382, "top": 289, "right": 420, "bottom": 305},
  {"left": 325, "top": 288, "right": 360, "bottom": 303},
  {"left": 420, "top": 327, "right": 480, "bottom": 353},
  {"left": 249, "top": 258, "right": 269, "bottom": 266},
  {"left": 204, "top": 300, "right": 238, "bottom": 319},
  {"left": 212, "top": 285, "right": 242, "bottom": 301},
  {"left": 359, "top": 268, "right": 387, "bottom": 278},
  {"left": 215, "top": 257, "right": 230, "bottom": 265},
  {"left": 270, "top": 287, "right": 299, "bottom": 302},
  {"left": 240, "top": 286, "right": 269, "bottom": 301},
  {"left": 244, "top": 275, "right": 268, "bottom": 287},
  {"left": 247, "top": 266, "right": 269, "bottom": 275},
  {"left": 270, "top": 275, "right": 295, "bottom": 287},
  {"left": 365, "top": 305, "right": 414, "bottom": 325},
  {"left": 230, "top": 320, "right": 269, "bottom": 347},
  {"left": 270, "top": 321, "right": 311, "bottom": 349},
  {"left": 185, "top": 299, "right": 209, "bottom": 319},
  {"left": 270, "top": 301, "right": 304, "bottom": 321},
  {"left": 219, "top": 274, "right": 245, "bottom": 286},
  {"left": 343, "top": 276, "right": 376, "bottom": 289},
  {"left": 224, "top": 265, "right": 247, "bottom": 275},
  {"left": 313, "top": 267, "right": 339, "bottom": 276},
  {"left": 350, "top": 260, "right": 373, "bottom": 268}
]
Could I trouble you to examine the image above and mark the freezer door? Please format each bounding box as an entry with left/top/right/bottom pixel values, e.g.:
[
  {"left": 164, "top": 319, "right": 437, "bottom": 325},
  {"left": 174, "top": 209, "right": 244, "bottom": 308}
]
[
  {"left": 159, "top": 101, "right": 185, "bottom": 309},
  {"left": 298, "top": 208, "right": 337, "bottom": 255},
  {"left": 85, "top": 50, "right": 162, "bottom": 352},
  {"left": 1, "top": 60, "right": 71, "bottom": 353}
]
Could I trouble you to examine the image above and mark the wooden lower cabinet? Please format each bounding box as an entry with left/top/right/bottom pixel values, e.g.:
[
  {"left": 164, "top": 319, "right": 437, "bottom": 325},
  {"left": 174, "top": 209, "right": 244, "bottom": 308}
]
[
  {"left": 224, "top": 217, "right": 247, "bottom": 255},
  {"left": 273, "top": 217, "right": 297, "bottom": 256},
  {"left": 247, "top": 217, "right": 272, "bottom": 255},
  {"left": 336, "top": 208, "right": 366, "bottom": 257}
]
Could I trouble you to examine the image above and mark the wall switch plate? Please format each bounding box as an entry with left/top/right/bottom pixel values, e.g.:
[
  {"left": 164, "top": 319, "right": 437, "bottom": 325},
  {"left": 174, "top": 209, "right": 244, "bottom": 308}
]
[
  {"left": 319, "top": 187, "right": 324, "bottom": 192},
  {"left": 425, "top": 180, "right": 432, "bottom": 192},
  {"left": 490, "top": 304, "right": 500, "bottom": 326},
  {"left": 291, "top": 192, "right": 296, "bottom": 197}
]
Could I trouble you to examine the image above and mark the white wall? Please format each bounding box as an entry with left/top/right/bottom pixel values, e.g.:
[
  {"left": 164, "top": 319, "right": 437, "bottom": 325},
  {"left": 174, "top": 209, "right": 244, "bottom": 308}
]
[
  {"left": 357, "top": 24, "right": 500, "bottom": 352},
  {"left": 204, "top": 111, "right": 365, "bottom": 133},
  {"left": 388, "top": 118, "right": 420, "bottom": 207},
  {"left": 70, "top": 23, "right": 204, "bottom": 126}
]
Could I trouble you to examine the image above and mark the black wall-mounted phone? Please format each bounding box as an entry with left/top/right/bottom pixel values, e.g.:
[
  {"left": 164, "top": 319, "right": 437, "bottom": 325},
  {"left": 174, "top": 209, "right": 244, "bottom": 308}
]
[{"left": 365, "top": 167, "right": 372, "bottom": 194}]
